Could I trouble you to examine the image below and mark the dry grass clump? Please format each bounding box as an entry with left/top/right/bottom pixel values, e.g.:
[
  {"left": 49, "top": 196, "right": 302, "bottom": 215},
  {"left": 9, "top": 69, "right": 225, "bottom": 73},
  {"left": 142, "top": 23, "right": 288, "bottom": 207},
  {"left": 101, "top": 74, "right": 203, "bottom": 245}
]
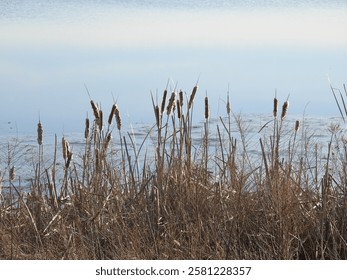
[{"left": 1, "top": 83, "right": 347, "bottom": 260}]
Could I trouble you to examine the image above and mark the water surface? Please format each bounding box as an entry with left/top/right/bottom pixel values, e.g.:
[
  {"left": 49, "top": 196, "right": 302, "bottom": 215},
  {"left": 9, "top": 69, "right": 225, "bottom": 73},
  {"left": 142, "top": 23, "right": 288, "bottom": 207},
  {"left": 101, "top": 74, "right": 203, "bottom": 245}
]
[{"left": 0, "top": 0, "right": 346, "bottom": 135}]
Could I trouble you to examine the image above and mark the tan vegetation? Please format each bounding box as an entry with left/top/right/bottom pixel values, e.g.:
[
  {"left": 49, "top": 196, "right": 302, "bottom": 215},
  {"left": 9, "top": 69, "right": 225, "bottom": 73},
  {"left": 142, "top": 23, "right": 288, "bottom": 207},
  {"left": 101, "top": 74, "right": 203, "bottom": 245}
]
[{"left": 0, "top": 84, "right": 347, "bottom": 260}]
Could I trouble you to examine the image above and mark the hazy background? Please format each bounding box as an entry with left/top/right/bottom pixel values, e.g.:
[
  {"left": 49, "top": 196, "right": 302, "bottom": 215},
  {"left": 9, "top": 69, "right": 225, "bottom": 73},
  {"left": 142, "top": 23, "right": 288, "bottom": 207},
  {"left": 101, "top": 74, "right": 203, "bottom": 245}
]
[{"left": 0, "top": 0, "right": 346, "bottom": 135}]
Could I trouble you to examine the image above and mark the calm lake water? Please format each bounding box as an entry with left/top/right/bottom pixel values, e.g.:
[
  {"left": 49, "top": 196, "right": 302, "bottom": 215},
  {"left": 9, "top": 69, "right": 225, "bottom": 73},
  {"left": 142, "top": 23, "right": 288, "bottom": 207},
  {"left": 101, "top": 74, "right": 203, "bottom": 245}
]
[
  {"left": 0, "top": 113, "right": 345, "bottom": 190},
  {"left": 0, "top": 0, "right": 347, "bottom": 136}
]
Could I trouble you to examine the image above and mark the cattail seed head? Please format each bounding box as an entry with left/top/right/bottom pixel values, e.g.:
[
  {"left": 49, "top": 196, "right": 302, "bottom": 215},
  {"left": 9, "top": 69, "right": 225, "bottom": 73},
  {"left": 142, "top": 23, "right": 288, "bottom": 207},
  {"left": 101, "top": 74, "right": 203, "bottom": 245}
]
[
  {"left": 90, "top": 100, "right": 100, "bottom": 120},
  {"left": 62, "top": 137, "right": 70, "bottom": 161},
  {"left": 108, "top": 104, "right": 117, "bottom": 125},
  {"left": 66, "top": 151, "right": 73, "bottom": 168},
  {"left": 179, "top": 90, "right": 184, "bottom": 107},
  {"left": 84, "top": 117, "right": 90, "bottom": 139},
  {"left": 166, "top": 91, "right": 176, "bottom": 115},
  {"left": 98, "top": 110, "right": 103, "bottom": 131},
  {"left": 273, "top": 97, "right": 278, "bottom": 118},
  {"left": 226, "top": 98, "right": 231, "bottom": 115},
  {"left": 114, "top": 104, "right": 122, "bottom": 130},
  {"left": 188, "top": 85, "right": 198, "bottom": 110},
  {"left": 176, "top": 99, "right": 181, "bottom": 119},
  {"left": 281, "top": 101, "right": 289, "bottom": 120},
  {"left": 161, "top": 89, "right": 167, "bottom": 114},
  {"left": 155, "top": 105, "right": 161, "bottom": 127},
  {"left": 37, "top": 121, "right": 43, "bottom": 145},
  {"left": 295, "top": 120, "right": 300, "bottom": 132},
  {"left": 95, "top": 148, "right": 100, "bottom": 170},
  {"left": 9, "top": 166, "right": 15, "bottom": 181},
  {"left": 102, "top": 132, "right": 112, "bottom": 153},
  {"left": 204, "top": 96, "right": 209, "bottom": 120}
]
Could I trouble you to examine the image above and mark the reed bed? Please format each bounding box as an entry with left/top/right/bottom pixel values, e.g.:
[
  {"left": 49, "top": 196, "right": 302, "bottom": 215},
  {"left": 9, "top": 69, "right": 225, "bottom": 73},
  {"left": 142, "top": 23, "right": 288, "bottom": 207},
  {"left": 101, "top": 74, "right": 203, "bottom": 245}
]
[{"left": 1, "top": 84, "right": 347, "bottom": 260}]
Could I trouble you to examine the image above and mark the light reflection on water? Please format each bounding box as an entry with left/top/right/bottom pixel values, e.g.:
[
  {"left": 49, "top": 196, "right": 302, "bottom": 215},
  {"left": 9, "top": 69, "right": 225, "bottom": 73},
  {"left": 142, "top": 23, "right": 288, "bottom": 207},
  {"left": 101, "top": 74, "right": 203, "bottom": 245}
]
[{"left": 0, "top": 0, "right": 347, "bottom": 134}]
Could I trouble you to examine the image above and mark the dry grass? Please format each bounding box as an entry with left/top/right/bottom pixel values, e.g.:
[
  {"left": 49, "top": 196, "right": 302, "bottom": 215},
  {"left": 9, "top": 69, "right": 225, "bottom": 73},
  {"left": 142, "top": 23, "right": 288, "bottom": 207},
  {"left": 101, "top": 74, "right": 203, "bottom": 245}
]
[{"left": 1, "top": 84, "right": 347, "bottom": 260}]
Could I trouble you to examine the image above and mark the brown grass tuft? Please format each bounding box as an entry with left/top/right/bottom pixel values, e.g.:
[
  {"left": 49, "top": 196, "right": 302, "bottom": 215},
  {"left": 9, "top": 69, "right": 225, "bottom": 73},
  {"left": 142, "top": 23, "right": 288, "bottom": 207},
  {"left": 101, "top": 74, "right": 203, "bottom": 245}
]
[{"left": 1, "top": 83, "right": 347, "bottom": 261}]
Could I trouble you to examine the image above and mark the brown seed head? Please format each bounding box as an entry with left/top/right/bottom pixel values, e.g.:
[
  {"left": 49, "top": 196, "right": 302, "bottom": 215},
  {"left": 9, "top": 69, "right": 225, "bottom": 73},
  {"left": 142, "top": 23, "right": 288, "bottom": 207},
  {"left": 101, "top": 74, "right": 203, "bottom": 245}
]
[
  {"left": 9, "top": 166, "right": 15, "bottom": 181},
  {"left": 108, "top": 104, "right": 117, "bottom": 125},
  {"left": 84, "top": 117, "right": 90, "bottom": 139},
  {"left": 273, "top": 97, "right": 278, "bottom": 117},
  {"left": 102, "top": 132, "right": 112, "bottom": 153},
  {"left": 281, "top": 101, "right": 289, "bottom": 120},
  {"left": 37, "top": 121, "right": 43, "bottom": 145},
  {"left": 226, "top": 98, "right": 231, "bottom": 115},
  {"left": 155, "top": 105, "right": 161, "bottom": 127},
  {"left": 204, "top": 96, "right": 209, "bottom": 120},
  {"left": 98, "top": 110, "right": 103, "bottom": 131},
  {"left": 62, "top": 137, "right": 70, "bottom": 160},
  {"left": 66, "top": 151, "right": 73, "bottom": 168},
  {"left": 295, "top": 120, "right": 300, "bottom": 132},
  {"left": 176, "top": 100, "right": 181, "bottom": 119},
  {"left": 188, "top": 85, "right": 198, "bottom": 110},
  {"left": 90, "top": 100, "right": 100, "bottom": 120},
  {"left": 114, "top": 104, "right": 122, "bottom": 130},
  {"left": 161, "top": 89, "right": 167, "bottom": 114},
  {"left": 166, "top": 91, "right": 176, "bottom": 115},
  {"left": 179, "top": 90, "right": 184, "bottom": 107}
]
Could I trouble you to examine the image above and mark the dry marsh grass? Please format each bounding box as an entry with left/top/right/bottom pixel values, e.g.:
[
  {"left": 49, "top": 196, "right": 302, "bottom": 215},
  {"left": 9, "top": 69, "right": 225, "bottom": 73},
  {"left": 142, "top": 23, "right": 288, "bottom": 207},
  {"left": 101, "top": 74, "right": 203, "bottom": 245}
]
[{"left": 1, "top": 84, "right": 347, "bottom": 260}]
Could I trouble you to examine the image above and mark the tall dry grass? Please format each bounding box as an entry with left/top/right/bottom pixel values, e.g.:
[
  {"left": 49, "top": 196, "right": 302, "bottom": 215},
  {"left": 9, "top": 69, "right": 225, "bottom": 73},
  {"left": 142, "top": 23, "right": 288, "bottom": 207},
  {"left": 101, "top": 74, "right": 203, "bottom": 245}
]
[{"left": 1, "top": 84, "right": 347, "bottom": 259}]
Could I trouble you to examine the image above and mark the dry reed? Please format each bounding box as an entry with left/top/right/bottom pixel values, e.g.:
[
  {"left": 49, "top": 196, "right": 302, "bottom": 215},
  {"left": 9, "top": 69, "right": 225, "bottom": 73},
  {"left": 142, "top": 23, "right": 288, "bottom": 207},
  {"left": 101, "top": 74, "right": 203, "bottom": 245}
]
[{"left": 1, "top": 83, "right": 346, "bottom": 261}]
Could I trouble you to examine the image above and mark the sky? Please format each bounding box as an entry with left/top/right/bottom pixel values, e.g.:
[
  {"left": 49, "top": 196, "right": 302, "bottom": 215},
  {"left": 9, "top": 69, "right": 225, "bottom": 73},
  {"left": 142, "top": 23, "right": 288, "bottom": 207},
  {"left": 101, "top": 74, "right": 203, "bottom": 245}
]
[{"left": 0, "top": 1, "right": 347, "bottom": 135}]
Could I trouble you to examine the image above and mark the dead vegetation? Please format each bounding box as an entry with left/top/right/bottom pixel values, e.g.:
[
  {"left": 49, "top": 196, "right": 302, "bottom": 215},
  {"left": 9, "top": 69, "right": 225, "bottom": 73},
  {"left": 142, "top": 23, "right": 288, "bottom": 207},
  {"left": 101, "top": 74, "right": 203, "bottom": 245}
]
[{"left": 1, "top": 83, "right": 347, "bottom": 260}]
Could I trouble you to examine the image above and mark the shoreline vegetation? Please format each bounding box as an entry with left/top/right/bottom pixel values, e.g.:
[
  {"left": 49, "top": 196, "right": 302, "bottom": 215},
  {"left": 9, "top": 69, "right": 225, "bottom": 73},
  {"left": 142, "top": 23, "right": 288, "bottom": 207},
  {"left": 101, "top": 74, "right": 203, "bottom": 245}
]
[{"left": 1, "top": 84, "right": 347, "bottom": 260}]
